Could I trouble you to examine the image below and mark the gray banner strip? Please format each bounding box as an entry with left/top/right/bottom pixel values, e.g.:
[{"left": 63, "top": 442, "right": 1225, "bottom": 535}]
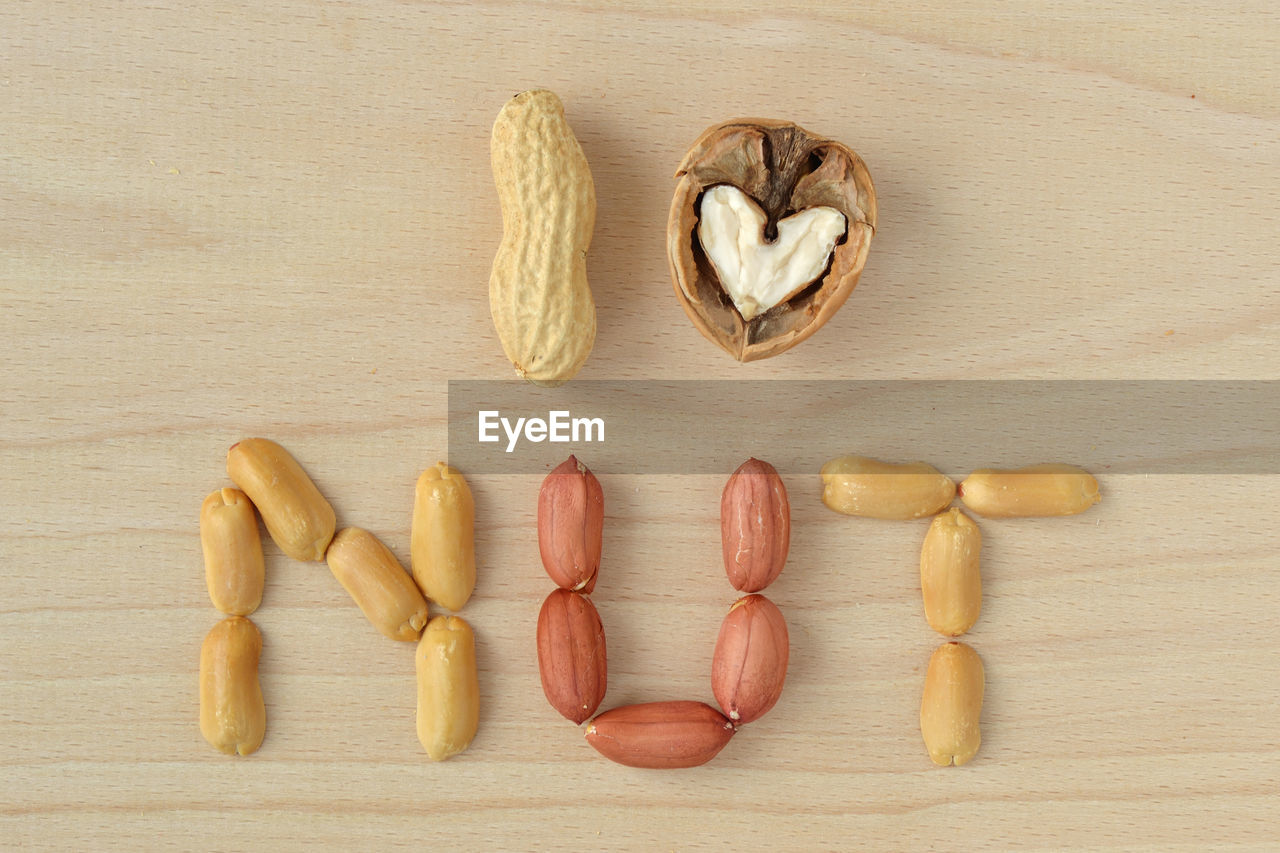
[{"left": 446, "top": 380, "right": 1279, "bottom": 475}]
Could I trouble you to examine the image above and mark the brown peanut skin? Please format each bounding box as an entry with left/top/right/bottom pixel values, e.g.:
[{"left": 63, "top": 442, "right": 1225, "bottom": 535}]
[
  {"left": 199, "top": 616, "right": 265, "bottom": 756},
  {"left": 538, "top": 456, "right": 603, "bottom": 591},
  {"left": 920, "top": 641, "right": 984, "bottom": 767},
  {"left": 958, "top": 464, "right": 1100, "bottom": 518},
  {"left": 200, "top": 487, "right": 265, "bottom": 616},
  {"left": 920, "top": 509, "right": 982, "bottom": 637},
  {"left": 585, "top": 701, "right": 735, "bottom": 769},
  {"left": 225, "top": 438, "right": 335, "bottom": 562},
  {"left": 326, "top": 527, "right": 429, "bottom": 642},
  {"left": 711, "top": 594, "right": 789, "bottom": 724},
  {"left": 720, "top": 458, "right": 790, "bottom": 592},
  {"left": 536, "top": 588, "right": 607, "bottom": 724}
]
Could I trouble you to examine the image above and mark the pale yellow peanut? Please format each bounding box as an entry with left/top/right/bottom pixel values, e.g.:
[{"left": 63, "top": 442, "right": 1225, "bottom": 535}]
[
  {"left": 920, "top": 508, "right": 982, "bottom": 637},
  {"left": 226, "top": 438, "right": 335, "bottom": 561},
  {"left": 326, "top": 527, "right": 429, "bottom": 642},
  {"left": 411, "top": 462, "right": 476, "bottom": 612},
  {"left": 489, "top": 88, "right": 596, "bottom": 385},
  {"left": 958, "top": 464, "right": 1100, "bottom": 518},
  {"left": 199, "top": 616, "right": 265, "bottom": 757},
  {"left": 200, "top": 487, "right": 265, "bottom": 616},
  {"left": 920, "top": 641, "right": 984, "bottom": 767},
  {"left": 820, "top": 455, "right": 956, "bottom": 520},
  {"left": 416, "top": 615, "right": 480, "bottom": 761}
]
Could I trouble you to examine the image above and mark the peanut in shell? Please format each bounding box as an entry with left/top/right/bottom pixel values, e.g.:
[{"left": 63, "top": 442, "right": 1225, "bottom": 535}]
[{"left": 489, "top": 89, "right": 596, "bottom": 385}]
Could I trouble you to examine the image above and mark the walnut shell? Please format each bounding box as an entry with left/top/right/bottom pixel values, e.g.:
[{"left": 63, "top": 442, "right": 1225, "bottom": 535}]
[{"left": 667, "top": 118, "right": 877, "bottom": 362}]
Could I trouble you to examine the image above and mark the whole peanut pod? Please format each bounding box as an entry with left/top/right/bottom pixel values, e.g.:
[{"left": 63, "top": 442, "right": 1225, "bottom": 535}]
[
  {"left": 226, "top": 438, "right": 335, "bottom": 562},
  {"left": 720, "top": 458, "right": 790, "bottom": 592},
  {"left": 416, "top": 615, "right": 480, "bottom": 761},
  {"left": 711, "top": 594, "right": 789, "bottom": 724},
  {"left": 489, "top": 89, "right": 596, "bottom": 385},
  {"left": 920, "top": 641, "right": 984, "bottom": 767},
  {"left": 326, "top": 527, "right": 429, "bottom": 642},
  {"left": 199, "top": 616, "right": 266, "bottom": 756},
  {"left": 200, "top": 487, "right": 265, "bottom": 616},
  {"left": 411, "top": 462, "right": 476, "bottom": 612},
  {"left": 920, "top": 509, "right": 982, "bottom": 637},
  {"left": 820, "top": 454, "right": 956, "bottom": 520},
  {"left": 536, "top": 588, "right": 607, "bottom": 724},
  {"left": 958, "top": 464, "right": 1101, "bottom": 518},
  {"left": 585, "top": 701, "right": 735, "bottom": 769}
]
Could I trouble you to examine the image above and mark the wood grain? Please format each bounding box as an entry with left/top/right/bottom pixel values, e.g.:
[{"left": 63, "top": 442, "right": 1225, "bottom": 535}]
[{"left": 2, "top": 2, "right": 1278, "bottom": 850}]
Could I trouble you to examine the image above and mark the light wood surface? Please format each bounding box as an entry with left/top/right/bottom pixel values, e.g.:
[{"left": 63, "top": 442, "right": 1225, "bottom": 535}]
[{"left": 3, "top": 2, "right": 1278, "bottom": 850}]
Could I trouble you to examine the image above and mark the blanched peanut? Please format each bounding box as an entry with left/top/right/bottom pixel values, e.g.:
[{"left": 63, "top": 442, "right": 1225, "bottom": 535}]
[
  {"left": 226, "top": 438, "right": 335, "bottom": 561},
  {"left": 416, "top": 615, "right": 479, "bottom": 760},
  {"left": 200, "top": 487, "right": 265, "bottom": 616},
  {"left": 920, "top": 641, "right": 984, "bottom": 767},
  {"left": 958, "top": 464, "right": 1100, "bottom": 518},
  {"left": 920, "top": 509, "right": 982, "bottom": 637},
  {"left": 326, "top": 527, "right": 429, "bottom": 642},
  {"left": 411, "top": 462, "right": 476, "bottom": 612},
  {"left": 199, "top": 616, "right": 266, "bottom": 756},
  {"left": 820, "top": 455, "right": 956, "bottom": 520}
]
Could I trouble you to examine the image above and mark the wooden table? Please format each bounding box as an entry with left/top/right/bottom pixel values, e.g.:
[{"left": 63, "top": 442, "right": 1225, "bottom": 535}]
[{"left": 3, "top": 3, "right": 1277, "bottom": 850}]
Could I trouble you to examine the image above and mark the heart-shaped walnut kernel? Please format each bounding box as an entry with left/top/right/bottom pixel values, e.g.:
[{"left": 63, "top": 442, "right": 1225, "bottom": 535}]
[{"left": 668, "top": 118, "right": 877, "bottom": 362}]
